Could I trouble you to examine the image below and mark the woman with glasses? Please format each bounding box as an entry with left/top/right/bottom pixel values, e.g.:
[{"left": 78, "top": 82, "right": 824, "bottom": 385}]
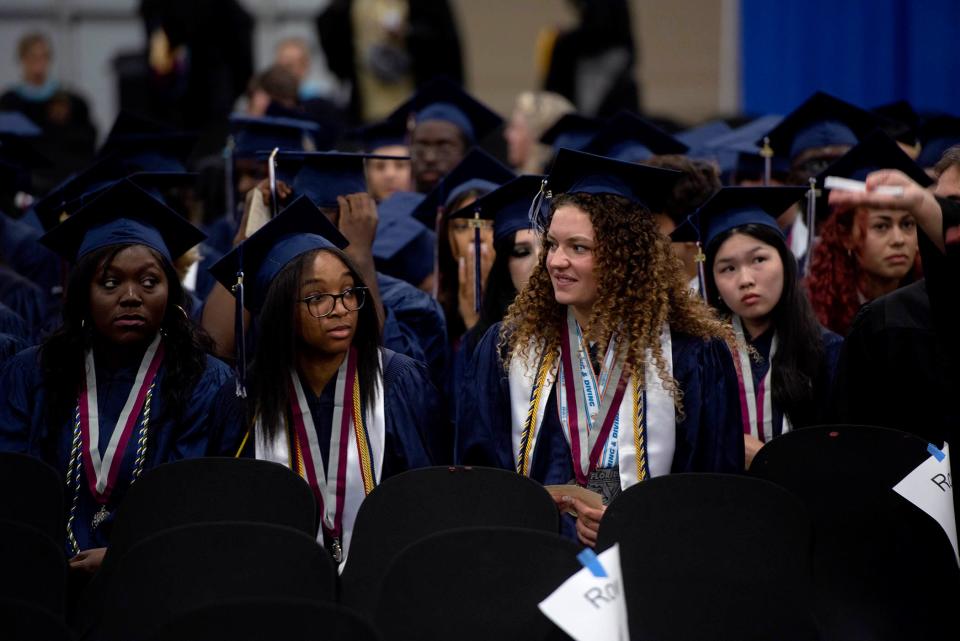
[{"left": 208, "top": 196, "right": 437, "bottom": 568}]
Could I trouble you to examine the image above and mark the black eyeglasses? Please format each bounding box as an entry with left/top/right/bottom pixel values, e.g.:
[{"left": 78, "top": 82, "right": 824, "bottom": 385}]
[{"left": 299, "top": 287, "right": 368, "bottom": 318}]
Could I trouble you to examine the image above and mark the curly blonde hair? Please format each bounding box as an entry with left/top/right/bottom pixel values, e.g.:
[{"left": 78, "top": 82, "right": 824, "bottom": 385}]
[{"left": 500, "top": 192, "right": 732, "bottom": 411}]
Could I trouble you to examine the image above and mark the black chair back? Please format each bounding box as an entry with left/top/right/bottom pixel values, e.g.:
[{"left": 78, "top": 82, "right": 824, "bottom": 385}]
[{"left": 0, "top": 452, "right": 63, "bottom": 541}]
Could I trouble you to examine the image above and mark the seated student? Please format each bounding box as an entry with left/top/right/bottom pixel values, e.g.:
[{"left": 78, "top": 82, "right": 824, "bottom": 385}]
[
  {"left": 698, "top": 187, "right": 843, "bottom": 468},
  {"left": 806, "top": 132, "right": 930, "bottom": 335},
  {"left": 349, "top": 117, "right": 412, "bottom": 202},
  {"left": 457, "top": 150, "right": 743, "bottom": 547},
  {"left": 446, "top": 174, "right": 544, "bottom": 422},
  {"left": 0, "top": 180, "right": 232, "bottom": 572},
  {"left": 202, "top": 151, "right": 448, "bottom": 390},
  {"left": 207, "top": 197, "right": 437, "bottom": 568}
]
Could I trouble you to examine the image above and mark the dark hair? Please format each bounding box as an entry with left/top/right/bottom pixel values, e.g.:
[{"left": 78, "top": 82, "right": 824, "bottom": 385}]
[
  {"left": 249, "top": 248, "right": 382, "bottom": 441},
  {"left": 466, "top": 230, "right": 521, "bottom": 353},
  {"left": 18, "top": 32, "right": 50, "bottom": 60},
  {"left": 248, "top": 64, "right": 299, "bottom": 106},
  {"left": 644, "top": 154, "right": 721, "bottom": 225},
  {"left": 39, "top": 244, "right": 214, "bottom": 436},
  {"left": 704, "top": 224, "right": 825, "bottom": 427}
]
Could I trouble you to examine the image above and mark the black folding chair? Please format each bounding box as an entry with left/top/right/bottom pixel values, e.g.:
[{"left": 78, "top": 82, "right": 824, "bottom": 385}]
[
  {"left": 0, "top": 452, "right": 63, "bottom": 542},
  {"left": 750, "top": 424, "right": 960, "bottom": 641},
  {"left": 0, "top": 520, "right": 67, "bottom": 618},
  {"left": 150, "top": 598, "right": 379, "bottom": 641},
  {"left": 0, "top": 598, "right": 73, "bottom": 641},
  {"left": 597, "top": 473, "right": 817, "bottom": 641},
  {"left": 101, "top": 521, "right": 337, "bottom": 641},
  {"left": 76, "top": 457, "right": 316, "bottom": 637},
  {"left": 340, "top": 466, "right": 559, "bottom": 614},
  {"left": 374, "top": 527, "right": 578, "bottom": 641}
]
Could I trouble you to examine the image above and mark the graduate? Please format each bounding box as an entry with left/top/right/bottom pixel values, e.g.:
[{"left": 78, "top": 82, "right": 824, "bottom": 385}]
[
  {"left": 806, "top": 132, "right": 929, "bottom": 335},
  {"left": 349, "top": 116, "right": 412, "bottom": 202},
  {"left": 385, "top": 76, "right": 503, "bottom": 193},
  {"left": 0, "top": 179, "right": 233, "bottom": 569},
  {"left": 456, "top": 149, "right": 744, "bottom": 547},
  {"left": 207, "top": 197, "right": 437, "bottom": 569},
  {"left": 410, "top": 148, "right": 515, "bottom": 344},
  {"left": 202, "top": 151, "right": 448, "bottom": 390},
  {"left": 698, "top": 187, "right": 843, "bottom": 468},
  {"left": 581, "top": 110, "right": 688, "bottom": 163},
  {"left": 446, "top": 174, "right": 544, "bottom": 422}
]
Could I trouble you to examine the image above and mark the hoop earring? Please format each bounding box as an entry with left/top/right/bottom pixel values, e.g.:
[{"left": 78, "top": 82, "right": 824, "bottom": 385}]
[{"left": 176, "top": 305, "right": 190, "bottom": 321}]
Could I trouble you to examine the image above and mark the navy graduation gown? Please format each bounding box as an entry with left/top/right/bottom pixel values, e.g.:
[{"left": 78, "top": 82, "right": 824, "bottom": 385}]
[
  {"left": 0, "top": 346, "right": 233, "bottom": 554},
  {"left": 0, "top": 302, "right": 29, "bottom": 342},
  {"left": 377, "top": 272, "right": 448, "bottom": 385},
  {"left": 0, "top": 265, "right": 48, "bottom": 340},
  {"left": 0, "top": 332, "right": 25, "bottom": 367},
  {"left": 455, "top": 322, "right": 744, "bottom": 486},
  {"left": 0, "top": 210, "right": 62, "bottom": 302},
  {"left": 741, "top": 326, "right": 842, "bottom": 433},
  {"left": 210, "top": 349, "right": 437, "bottom": 477}
]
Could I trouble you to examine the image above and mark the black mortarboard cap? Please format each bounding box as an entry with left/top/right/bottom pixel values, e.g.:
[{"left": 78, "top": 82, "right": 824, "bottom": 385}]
[
  {"left": 228, "top": 115, "right": 319, "bottom": 159},
  {"left": 758, "top": 91, "right": 879, "bottom": 160},
  {"left": 409, "top": 148, "right": 515, "bottom": 226},
  {"left": 449, "top": 174, "right": 543, "bottom": 245},
  {"left": 538, "top": 113, "right": 602, "bottom": 151},
  {"left": 818, "top": 130, "right": 933, "bottom": 188},
  {"left": 695, "top": 186, "right": 807, "bottom": 248},
  {"left": 583, "top": 110, "right": 689, "bottom": 162},
  {"left": 348, "top": 116, "right": 409, "bottom": 153},
  {"left": 272, "top": 151, "right": 407, "bottom": 209},
  {"left": 39, "top": 179, "right": 205, "bottom": 263},
  {"left": 387, "top": 76, "right": 503, "bottom": 144},
  {"left": 209, "top": 195, "right": 349, "bottom": 314},
  {"left": 372, "top": 192, "right": 434, "bottom": 286}
]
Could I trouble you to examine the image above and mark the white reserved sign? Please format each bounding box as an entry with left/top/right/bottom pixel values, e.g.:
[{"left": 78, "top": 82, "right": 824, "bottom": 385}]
[
  {"left": 538, "top": 544, "right": 630, "bottom": 641},
  {"left": 893, "top": 443, "right": 958, "bottom": 565}
]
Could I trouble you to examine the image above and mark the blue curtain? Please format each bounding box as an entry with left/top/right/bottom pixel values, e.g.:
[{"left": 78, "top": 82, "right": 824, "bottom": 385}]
[{"left": 741, "top": 0, "right": 960, "bottom": 115}]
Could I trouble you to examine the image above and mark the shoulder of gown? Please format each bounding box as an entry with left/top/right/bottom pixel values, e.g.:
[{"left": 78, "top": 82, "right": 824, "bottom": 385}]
[
  {"left": 0, "top": 346, "right": 44, "bottom": 453},
  {"left": 669, "top": 332, "right": 744, "bottom": 474},
  {"left": 377, "top": 272, "right": 448, "bottom": 378},
  {"left": 381, "top": 349, "right": 440, "bottom": 471}
]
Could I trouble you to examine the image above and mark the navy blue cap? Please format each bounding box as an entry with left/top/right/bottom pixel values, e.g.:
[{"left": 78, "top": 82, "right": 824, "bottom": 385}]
[
  {"left": 39, "top": 179, "right": 206, "bottom": 263},
  {"left": 209, "top": 195, "right": 349, "bottom": 313},
  {"left": 372, "top": 192, "right": 434, "bottom": 285},
  {"left": 758, "top": 92, "right": 879, "bottom": 160},
  {"left": 678, "top": 121, "right": 733, "bottom": 150},
  {"left": 388, "top": 77, "right": 502, "bottom": 144},
  {"left": 96, "top": 111, "right": 197, "bottom": 167},
  {"left": 0, "top": 111, "right": 41, "bottom": 138},
  {"left": 272, "top": 151, "right": 408, "bottom": 209},
  {"left": 818, "top": 130, "right": 934, "bottom": 188},
  {"left": 705, "top": 115, "right": 784, "bottom": 155},
  {"left": 669, "top": 214, "right": 700, "bottom": 243},
  {"left": 916, "top": 115, "right": 960, "bottom": 169},
  {"left": 696, "top": 186, "right": 807, "bottom": 248},
  {"left": 409, "top": 148, "right": 515, "bottom": 226},
  {"left": 539, "top": 113, "right": 602, "bottom": 151},
  {"left": 449, "top": 174, "right": 543, "bottom": 245},
  {"left": 349, "top": 117, "right": 409, "bottom": 152},
  {"left": 732, "top": 152, "right": 790, "bottom": 184},
  {"left": 545, "top": 148, "right": 681, "bottom": 210},
  {"left": 228, "top": 114, "right": 319, "bottom": 159},
  {"left": 583, "top": 111, "right": 689, "bottom": 162}
]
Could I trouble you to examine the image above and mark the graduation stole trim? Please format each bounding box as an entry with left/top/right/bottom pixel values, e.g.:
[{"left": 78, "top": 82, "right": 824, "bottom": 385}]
[
  {"left": 731, "top": 316, "right": 790, "bottom": 443},
  {"left": 254, "top": 348, "right": 385, "bottom": 566},
  {"left": 509, "top": 316, "right": 677, "bottom": 489},
  {"left": 79, "top": 333, "right": 164, "bottom": 504},
  {"left": 557, "top": 311, "right": 629, "bottom": 486}
]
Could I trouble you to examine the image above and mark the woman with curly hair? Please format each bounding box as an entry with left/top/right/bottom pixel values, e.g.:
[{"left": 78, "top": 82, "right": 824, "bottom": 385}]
[
  {"left": 0, "top": 180, "right": 232, "bottom": 573},
  {"left": 456, "top": 150, "right": 744, "bottom": 547},
  {"left": 806, "top": 133, "right": 931, "bottom": 335},
  {"left": 699, "top": 187, "right": 843, "bottom": 469}
]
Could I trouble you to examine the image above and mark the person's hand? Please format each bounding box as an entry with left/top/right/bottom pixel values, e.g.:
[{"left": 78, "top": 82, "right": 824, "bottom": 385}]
[
  {"left": 828, "top": 169, "right": 938, "bottom": 219},
  {"left": 337, "top": 193, "right": 379, "bottom": 250},
  {"left": 257, "top": 178, "right": 292, "bottom": 210},
  {"left": 457, "top": 242, "right": 492, "bottom": 330},
  {"left": 69, "top": 547, "right": 106, "bottom": 574},
  {"left": 744, "top": 434, "right": 764, "bottom": 470},
  {"left": 553, "top": 494, "right": 607, "bottom": 547}
]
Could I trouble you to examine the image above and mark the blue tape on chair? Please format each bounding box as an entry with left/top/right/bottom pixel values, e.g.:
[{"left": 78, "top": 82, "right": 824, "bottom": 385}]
[
  {"left": 928, "top": 443, "right": 946, "bottom": 462},
  {"left": 577, "top": 549, "right": 608, "bottom": 578}
]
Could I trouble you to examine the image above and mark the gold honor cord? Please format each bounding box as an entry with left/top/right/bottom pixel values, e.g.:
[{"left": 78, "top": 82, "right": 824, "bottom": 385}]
[
  {"left": 234, "top": 429, "right": 251, "bottom": 459},
  {"left": 517, "top": 350, "right": 555, "bottom": 476},
  {"left": 632, "top": 377, "right": 647, "bottom": 482},
  {"left": 353, "top": 374, "right": 375, "bottom": 495}
]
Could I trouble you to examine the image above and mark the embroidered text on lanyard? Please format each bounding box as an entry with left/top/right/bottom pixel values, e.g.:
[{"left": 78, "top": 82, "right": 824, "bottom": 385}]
[
  {"left": 65, "top": 334, "right": 164, "bottom": 555},
  {"left": 731, "top": 316, "right": 786, "bottom": 443},
  {"left": 287, "top": 348, "right": 375, "bottom": 563},
  {"left": 558, "top": 312, "right": 629, "bottom": 486}
]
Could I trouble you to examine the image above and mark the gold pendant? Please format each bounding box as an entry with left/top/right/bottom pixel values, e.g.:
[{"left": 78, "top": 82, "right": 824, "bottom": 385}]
[
  {"left": 91, "top": 505, "right": 110, "bottom": 530},
  {"left": 332, "top": 538, "right": 343, "bottom": 563}
]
